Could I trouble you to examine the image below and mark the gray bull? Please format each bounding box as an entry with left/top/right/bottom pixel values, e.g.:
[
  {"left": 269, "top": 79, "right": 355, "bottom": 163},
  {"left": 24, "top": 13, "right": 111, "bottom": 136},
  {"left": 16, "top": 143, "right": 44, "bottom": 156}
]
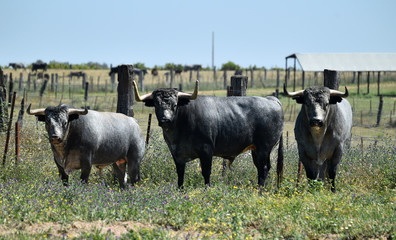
[
  {"left": 134, "top": 80, "right": 284, "bottom": 188},
  {"left": 27, "top": 104, "right": 145, "bottom": 188},
  {"left": 284, "top": 85, "right": 352, "bottom": 192}
]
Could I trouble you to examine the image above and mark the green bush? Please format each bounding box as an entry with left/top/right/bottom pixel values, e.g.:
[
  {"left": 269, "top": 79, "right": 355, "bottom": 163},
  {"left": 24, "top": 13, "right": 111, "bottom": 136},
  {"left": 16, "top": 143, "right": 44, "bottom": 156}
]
[{"left": 221, "top": 61, "right": 241, "bottom": 71}]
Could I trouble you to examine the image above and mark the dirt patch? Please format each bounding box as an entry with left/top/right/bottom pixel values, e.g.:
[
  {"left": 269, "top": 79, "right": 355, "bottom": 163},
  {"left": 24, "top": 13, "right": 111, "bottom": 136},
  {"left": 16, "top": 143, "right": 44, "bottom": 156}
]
[{"left": 0, "top": 220, "right": 164, "bottom": 238}]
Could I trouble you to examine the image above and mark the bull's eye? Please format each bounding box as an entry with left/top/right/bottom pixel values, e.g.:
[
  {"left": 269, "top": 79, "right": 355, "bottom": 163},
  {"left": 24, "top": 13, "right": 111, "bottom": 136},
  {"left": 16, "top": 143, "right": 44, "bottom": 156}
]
[{"left": 323, "top": 103, "right": 329, "bottom": 110}]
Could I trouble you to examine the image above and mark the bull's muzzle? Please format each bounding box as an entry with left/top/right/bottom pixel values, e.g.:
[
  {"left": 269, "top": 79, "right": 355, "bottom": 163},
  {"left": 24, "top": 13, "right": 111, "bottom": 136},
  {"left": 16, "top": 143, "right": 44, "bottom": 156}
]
[
  {"left": 49, "top": 135, "right": 62, "bottom": 144},
  {"left": 158, "top": 118, "right": 172, "bottom": 127},
  {"left": 310, "top": 119, "right": 324, "bottom": 127}
]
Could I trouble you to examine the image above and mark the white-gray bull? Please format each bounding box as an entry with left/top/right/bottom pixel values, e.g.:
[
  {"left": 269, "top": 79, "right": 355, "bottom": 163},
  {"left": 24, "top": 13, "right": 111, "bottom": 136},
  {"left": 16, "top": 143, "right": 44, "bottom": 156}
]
[
  {"left": 27, "top": 104, "right": 145, "bottom": 188},
  {"left": 284, "top": 85, "right": 352, "bottom": 192}
]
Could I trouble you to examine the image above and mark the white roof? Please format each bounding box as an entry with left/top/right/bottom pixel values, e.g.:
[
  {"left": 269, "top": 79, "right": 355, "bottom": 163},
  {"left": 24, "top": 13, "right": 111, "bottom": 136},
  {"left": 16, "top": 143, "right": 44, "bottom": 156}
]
[{"left": 286, "top": 53, "right": 396, "bottom": 72}]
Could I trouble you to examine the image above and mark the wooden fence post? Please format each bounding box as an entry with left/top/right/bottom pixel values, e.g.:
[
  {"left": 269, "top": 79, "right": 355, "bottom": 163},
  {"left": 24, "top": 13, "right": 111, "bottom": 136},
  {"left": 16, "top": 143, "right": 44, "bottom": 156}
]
[
  {"left": 170, "top": 69, "right": 174, "bottom": 88},
  {"left": 352, "top": 72, "right": 356, "bottom": 84},
  {"left": 19, "top": 72, "right": 23, "bottom": 91},
  {"left": 0, "top": 67, "right": 7, "bottom": 131},
  {"left": 15, "top": 121, "right": 20, "bottom": 164},
  {"left": 111, "top": 73, "right": 116, "bottom": 93},
  {"left": 231, "top": 75, "right": 248, "bottom": 96},
  {"left": 84, "top": 82, "right": 89, "bottom": 102},
  {"left": 377, "top": 72, "right": 381, "bottom": 96},
  {"left": 213, "top": 66, "right": 217, "bottom": 84},
  {"left": 146, "top": 113, "right": 152, "bottom": 145},
  {"left": 250, "top": 69, "right": 254, "bottom": 88},
  {"left": 8, "top": 73, "right": 13, "bottom": 105},
  {"left": 376, "top": 95, "right": 383, "bottom": 127},
  {"left": 324, "top": 69, "right": 340, "bottom": 90},
  {"left": 17, "top": 93, "right": 25, "bottom": 129},
  {"left": 3, "top": 92, "right": 16, "bottom": 166},
  {"left": 27, "top": 73, "right": 31, "bottom": 91},
  {"left": 223, "top": 70, "right": 227, "bottom": 89},
  {"left": 367, "top": 72, "right": 370, "bottom": 94},
  {"left": 117, "top": 65, "right": 135, "bottom": 117},
  {"left": 276, "top": 69, "right": 280, "bottom": 97},
  {"left": 51, "top": 73, "right": 54, "bottom": 92}
]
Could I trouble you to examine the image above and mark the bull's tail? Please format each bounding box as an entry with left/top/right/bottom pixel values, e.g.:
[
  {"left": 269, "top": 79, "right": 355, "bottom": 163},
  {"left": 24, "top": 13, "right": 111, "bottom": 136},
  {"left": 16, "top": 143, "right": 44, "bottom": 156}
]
[{"left": 277, "top": 134, "right": 284, "bottom": 188}]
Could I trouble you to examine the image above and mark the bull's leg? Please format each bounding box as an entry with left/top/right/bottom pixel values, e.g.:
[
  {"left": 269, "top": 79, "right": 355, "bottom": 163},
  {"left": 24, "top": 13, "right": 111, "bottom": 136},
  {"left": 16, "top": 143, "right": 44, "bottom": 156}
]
[
  {"left": 127, "top": 159, "right": 140, "bottom": 186},
  {"left": 302, "top": 160, "right": 320, "bottom": 181},
  {"left": 54, "top": 158, "right": 68, "bottom": 185},
  {"left": 199, "top": 156, "right": 213, "bottom": 186},
  {"left": 127, "top": 146, "right": 144, "bottom": 186},
  {"left": 80, "top": 160, "right": 92, "bottom": 184},
  {"left": 298, "top": 146, "right": 319, "bottom": 181},
  {"left": 252, "top": 149, "right": 271, "bottom": 186},
  {"left": 175, "top": 162, "right": 186, "bottom": 188},
  {"left": 112, "top": 163, "right": 126, "bottom": 188},
  {"left": 327, "top": 147, "right": 342, "bottom": 192}
]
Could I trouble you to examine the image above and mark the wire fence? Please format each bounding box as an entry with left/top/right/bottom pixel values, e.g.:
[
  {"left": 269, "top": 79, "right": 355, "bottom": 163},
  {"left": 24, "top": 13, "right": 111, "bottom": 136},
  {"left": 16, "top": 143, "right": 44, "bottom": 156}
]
[
  {"left": 1, "top": 69, "right": 395, "bottom": 165},
  {"left": 3, "top": 69, "right": 396, "bottom": 94},
  {"left": 0, "top": 104, "right": 394, "bottom": 167}
]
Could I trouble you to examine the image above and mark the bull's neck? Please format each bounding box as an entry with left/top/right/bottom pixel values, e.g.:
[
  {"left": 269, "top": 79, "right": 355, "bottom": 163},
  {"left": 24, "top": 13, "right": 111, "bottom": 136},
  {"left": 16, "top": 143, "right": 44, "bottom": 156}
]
[
  {"left": 310, "top": 125, "right": 327, "bottom": 147},
  {"left": 300, "top": 105, "right": 328, "bottom": 150},
  {"left": 52, "top": 142, "right": 67, "bottom": 161}
]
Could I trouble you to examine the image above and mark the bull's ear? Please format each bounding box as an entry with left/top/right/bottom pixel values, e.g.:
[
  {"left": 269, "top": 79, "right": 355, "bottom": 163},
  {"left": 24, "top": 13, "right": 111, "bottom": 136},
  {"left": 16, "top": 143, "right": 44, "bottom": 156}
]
[
  {"left": 330, "top": 96, "right": 343, "bottom": 104},
  {"left": 144, "top": 100, "right": 155, "bottom": 107},
  {"left": 178, "top": 98, "right": 190, "bottom": 106},
  {"left": 293, "top": 96, "right": 305, "bottom": 104},
  {"left": 68, "top": 114, "right": 80, "bottom": 121},
  {"left": 37, "top": 115, "right": 46, "bottom": 122}
]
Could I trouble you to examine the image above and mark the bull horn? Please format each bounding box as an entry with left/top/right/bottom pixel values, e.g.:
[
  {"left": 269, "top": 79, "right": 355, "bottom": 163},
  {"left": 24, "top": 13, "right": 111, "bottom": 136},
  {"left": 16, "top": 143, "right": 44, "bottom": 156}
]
[
  {"left": 133, "top": 81, "right": 153, "bottom": 102},
  {"left": 69, "top": 106, "right": 88, "bottom": 115},
  {"left": 283, "top": 83, "right": 304, "bottom": 98},
  {"left": 177, "top": 80, "right": 199, "bottom": 100},
  {"left": 26, "top": 104, "right": 46, "bottom": 115},
  {"left": 329, "top": 87, "right": 349, "bottom": 98}
]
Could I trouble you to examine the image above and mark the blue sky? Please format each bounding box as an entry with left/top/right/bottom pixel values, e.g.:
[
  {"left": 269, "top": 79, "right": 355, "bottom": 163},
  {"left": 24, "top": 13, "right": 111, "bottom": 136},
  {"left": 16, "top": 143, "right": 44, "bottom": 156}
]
[{"left": 1, "top": 0, "right": 395, "bottom": 69}]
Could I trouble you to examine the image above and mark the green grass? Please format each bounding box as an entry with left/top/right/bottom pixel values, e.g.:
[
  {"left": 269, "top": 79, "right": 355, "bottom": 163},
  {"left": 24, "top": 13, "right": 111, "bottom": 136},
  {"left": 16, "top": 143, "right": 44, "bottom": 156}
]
[{"left": 0, "top": 126, "right": 395, "bottom": 239}]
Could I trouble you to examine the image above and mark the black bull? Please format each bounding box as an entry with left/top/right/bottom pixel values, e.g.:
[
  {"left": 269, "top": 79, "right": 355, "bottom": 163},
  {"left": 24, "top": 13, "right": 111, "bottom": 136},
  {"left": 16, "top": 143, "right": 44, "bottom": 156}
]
[
  {"left": 134, "top": 80, "right": 284, "bottom": 188},
  {"left": 27, "top": 104, "right": 145, "bottom": 188}
]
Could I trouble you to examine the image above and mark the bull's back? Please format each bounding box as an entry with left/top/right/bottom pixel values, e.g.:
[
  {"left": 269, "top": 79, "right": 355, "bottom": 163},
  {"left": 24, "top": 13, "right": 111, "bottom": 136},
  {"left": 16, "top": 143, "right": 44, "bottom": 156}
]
[
  {"left": 175, "top": 96, "right": 283, "bottom": 157},
  {"left": 69, "top": 111, "right": 144, "bottom": 163}
]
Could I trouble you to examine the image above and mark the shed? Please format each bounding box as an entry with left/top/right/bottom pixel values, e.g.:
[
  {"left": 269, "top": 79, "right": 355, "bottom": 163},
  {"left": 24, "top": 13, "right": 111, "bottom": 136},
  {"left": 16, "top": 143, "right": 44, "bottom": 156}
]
[{"left": 285, "top": 53, "right": 396, "bottom": 94}]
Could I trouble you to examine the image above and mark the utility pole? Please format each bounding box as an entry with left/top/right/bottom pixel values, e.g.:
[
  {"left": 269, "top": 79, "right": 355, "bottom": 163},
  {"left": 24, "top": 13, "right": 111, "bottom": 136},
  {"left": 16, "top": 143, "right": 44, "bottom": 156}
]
[{"left": 212, "top": 31, "right": 214, "bottom": 70}]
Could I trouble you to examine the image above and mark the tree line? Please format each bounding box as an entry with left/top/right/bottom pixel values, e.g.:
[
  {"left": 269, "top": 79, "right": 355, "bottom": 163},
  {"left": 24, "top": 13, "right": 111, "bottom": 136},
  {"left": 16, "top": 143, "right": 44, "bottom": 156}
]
[{"left": 3, "top": 60, "right": 284, "bottom": 71}]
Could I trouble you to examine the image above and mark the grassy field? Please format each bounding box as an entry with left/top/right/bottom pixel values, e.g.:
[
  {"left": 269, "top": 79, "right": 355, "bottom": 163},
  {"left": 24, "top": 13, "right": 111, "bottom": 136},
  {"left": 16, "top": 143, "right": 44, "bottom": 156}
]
[{"left": 0, "top": 69, "right": 395, "bottom": 239}]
